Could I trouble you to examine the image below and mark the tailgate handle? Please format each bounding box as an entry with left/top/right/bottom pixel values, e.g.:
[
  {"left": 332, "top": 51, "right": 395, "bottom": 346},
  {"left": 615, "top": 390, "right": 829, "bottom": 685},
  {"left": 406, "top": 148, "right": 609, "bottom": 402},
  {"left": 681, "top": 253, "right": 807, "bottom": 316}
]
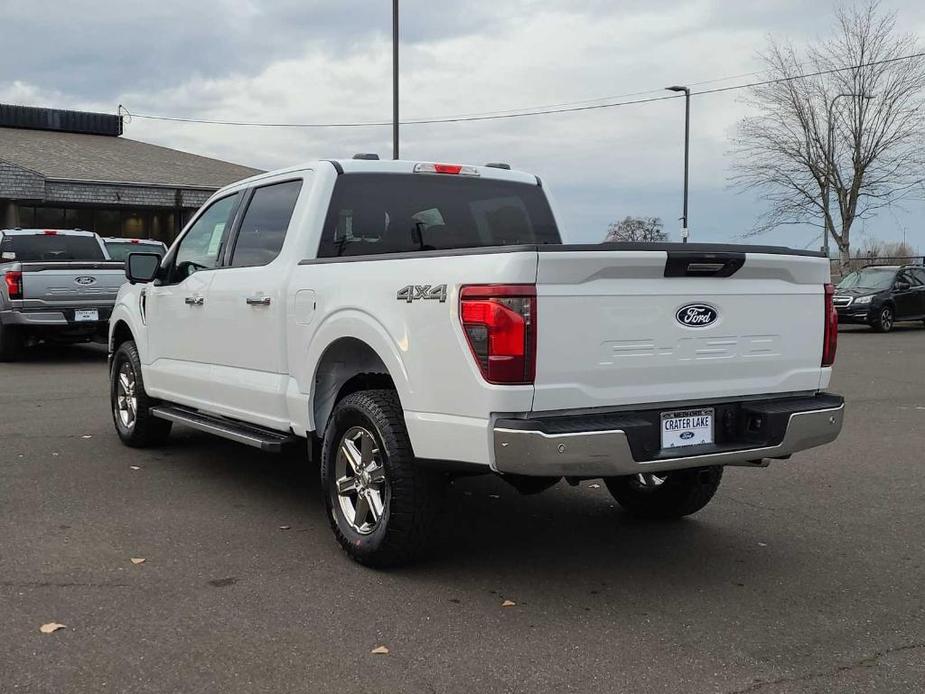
[{"left": 664, "top": 251, "right": 745, "bottom": 278}]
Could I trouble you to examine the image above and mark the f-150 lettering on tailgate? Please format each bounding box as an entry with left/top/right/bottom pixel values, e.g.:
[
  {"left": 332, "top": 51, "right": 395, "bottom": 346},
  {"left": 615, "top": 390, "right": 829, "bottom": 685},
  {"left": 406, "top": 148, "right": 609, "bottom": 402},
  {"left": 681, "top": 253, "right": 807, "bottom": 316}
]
[{"left": 599, "top": 335, "right": 781, "bottom": 364}]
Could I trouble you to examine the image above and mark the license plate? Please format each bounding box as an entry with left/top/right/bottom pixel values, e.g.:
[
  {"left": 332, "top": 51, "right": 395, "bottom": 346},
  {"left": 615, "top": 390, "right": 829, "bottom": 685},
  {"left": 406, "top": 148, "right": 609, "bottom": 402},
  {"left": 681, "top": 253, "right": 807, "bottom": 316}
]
[
  {"left": 74, "top": 309, "right": 99, "bottom": 322},
  {"left": 661, "top": 408, "right": 714, "bottom": 449}
]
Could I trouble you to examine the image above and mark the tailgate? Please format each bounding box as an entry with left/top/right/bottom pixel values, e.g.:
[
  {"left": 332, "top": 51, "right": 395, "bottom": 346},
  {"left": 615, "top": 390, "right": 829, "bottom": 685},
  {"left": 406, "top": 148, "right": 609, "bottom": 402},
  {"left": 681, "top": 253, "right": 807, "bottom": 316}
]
[
  {"left": 19, "top": 262, "right": 126, "bottom": 307},
  {"left": 532, "top": 248, "right": 829, "bottom": 412}
]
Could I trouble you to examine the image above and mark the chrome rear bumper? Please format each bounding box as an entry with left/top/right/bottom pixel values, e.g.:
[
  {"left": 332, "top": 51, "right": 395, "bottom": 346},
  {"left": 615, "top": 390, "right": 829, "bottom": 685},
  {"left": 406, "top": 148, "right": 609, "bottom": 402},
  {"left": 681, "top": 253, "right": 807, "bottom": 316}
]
[{"left": 492, "top": 399, "right": 844, "bottom": 477}]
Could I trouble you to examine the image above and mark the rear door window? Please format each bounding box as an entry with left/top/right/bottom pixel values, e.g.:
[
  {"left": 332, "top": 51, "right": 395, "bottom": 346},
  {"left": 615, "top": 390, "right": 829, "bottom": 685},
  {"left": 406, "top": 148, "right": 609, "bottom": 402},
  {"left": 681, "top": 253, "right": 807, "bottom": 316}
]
[
  {"left": 318, "top": 173, "right": 560, "bottom": 257},
  {"left": 230, "top": 180, "right": 302, "bottom": 267},
  {"left": 1, "top": 233, "right": 105, "bottom": 261}
]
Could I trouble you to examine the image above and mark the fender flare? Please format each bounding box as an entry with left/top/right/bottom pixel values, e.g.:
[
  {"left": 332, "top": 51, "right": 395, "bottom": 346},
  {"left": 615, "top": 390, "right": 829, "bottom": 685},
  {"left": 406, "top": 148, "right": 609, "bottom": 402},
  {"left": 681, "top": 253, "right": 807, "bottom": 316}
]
[{"left": 301, "top": 308, "right": 413, "bottom": 431}]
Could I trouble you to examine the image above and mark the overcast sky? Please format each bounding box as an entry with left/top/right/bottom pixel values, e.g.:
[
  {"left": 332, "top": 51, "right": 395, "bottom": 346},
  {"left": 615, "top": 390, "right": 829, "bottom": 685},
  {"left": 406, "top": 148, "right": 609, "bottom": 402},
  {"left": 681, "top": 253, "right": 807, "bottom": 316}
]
[{"left": 2, "top": 0, "right": 924, "bottom": 249}]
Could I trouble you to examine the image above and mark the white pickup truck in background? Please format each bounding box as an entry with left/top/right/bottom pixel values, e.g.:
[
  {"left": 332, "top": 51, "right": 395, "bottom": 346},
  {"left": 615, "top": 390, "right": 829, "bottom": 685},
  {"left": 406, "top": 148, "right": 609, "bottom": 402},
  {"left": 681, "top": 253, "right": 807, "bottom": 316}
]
[
  {"left": 1, "top": 229, "right": 124, "bottom": 360},
  {"left": 108, "top": 157, "right": 844, "bottom": 566}
]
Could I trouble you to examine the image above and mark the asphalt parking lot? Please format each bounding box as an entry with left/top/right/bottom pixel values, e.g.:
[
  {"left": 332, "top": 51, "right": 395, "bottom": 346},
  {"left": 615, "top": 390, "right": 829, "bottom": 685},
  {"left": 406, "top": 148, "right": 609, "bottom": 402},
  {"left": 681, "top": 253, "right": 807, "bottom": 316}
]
[{"left": 1, "top": 326, "right": 923, "bottom": 694}]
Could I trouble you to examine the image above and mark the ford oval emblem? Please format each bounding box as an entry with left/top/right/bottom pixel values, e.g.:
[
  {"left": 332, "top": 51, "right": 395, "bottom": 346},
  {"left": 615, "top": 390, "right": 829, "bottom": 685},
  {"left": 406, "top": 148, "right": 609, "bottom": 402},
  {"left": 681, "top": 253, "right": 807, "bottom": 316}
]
[
  {"left": 676, "top": 303, "right": 718, "bottom": 328},
  {"left": 74, "top": 276, "right": 96, "bottom": 286},
  {"left": 680, "top": 431, "right": 695, "bottom": 440}
]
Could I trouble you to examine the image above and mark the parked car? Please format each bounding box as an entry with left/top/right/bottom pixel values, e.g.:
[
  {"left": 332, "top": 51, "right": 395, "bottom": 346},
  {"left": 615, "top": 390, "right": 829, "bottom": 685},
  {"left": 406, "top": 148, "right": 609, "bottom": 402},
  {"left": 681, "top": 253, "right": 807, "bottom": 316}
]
[
  {"left": 0, "top": 229, "right": 125, "bottom": 360},
  {"left": 834, "top": 265, "right": 925, "bottom": 332},
  {"left": 102, "top": 238, "right": 168, "bottom": 263},
  {"left": 108, "top": 157, "right": 844, "bottom": 566}
]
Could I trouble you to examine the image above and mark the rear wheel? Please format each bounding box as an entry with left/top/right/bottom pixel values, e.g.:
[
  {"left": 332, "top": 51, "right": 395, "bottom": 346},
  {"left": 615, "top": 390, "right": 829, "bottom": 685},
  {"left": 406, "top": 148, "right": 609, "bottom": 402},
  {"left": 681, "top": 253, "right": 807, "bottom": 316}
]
[
  {"left": 0, "top": 323, "right": 24, "bottom": 361},
  {"left": 110, "top": 340, "right": 172, "bottom": 447},
  {"left": 321, "top": 389, "right": 445, "bottom": 567},
  {"left": 605, "top": 466, "right": 723, "bottom": 519},
  {"left": 872, "top": 306, "right": 894, "bottom": 332}
]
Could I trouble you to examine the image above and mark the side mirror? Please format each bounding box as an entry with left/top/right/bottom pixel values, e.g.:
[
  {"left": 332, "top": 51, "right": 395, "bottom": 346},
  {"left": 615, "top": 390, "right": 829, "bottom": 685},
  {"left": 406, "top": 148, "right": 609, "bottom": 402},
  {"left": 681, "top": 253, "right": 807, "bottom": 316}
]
[
  {"left": 126, "top": 252, "right": 161, "bottom": 284},
  {"left": 895, "top": 280, "right": 911, "bottom": 291}
]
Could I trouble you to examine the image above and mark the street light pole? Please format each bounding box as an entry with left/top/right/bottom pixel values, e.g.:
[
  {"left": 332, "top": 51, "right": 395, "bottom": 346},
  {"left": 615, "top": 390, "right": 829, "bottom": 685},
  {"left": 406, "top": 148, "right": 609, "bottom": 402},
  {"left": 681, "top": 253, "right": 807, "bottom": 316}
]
[
  {"left": 392, "top": 0, "right": 399, "bottom": 160},
  {"left": 666, "top": 86, "right": 690, "bottom": 242}
]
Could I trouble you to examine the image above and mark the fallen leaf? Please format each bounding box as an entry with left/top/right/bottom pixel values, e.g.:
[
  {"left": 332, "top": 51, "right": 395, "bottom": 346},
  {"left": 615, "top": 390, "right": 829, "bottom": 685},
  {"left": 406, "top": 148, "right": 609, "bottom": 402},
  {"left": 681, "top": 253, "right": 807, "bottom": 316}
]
[
  {"left": 130, "top": 557, "right": 146, "bottom": 565},
  {"left": 81, "top": 435, "right": 93, "bottom": 439},
  {"left": 40, "top": 622, "right": 66, "bottom": 634},
  {"left": 129, "top": 466, "right": 141, "bottom": 471},
  {"left": 757, "top": 542, "right": 768, "bottom": 547},
  {"left": 370, "top": 645, "right": 389, "bottom": 654},
  {"left": 501, "top": 599, "right": 516, "bottom": 607},
  {"left": 278, "top": 525, "right": 291, "bottom": 530}
]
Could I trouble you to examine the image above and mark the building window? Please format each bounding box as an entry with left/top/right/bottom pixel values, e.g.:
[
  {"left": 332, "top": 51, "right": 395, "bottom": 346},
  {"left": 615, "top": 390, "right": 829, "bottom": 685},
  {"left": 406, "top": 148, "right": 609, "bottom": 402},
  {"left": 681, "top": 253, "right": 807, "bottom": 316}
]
[{"left": 14, "top": 205, "right": 188, "bottom": 241}]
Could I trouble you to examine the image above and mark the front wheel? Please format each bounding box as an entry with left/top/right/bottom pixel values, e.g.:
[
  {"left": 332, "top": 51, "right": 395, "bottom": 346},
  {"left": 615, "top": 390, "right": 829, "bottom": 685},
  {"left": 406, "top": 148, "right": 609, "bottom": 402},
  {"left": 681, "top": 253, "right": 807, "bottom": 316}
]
[
  {"left": 321, "top": 390, "right": 445, "bottom": 567},
  {"left": 605, "top": 466, "right": 723, "bottom": 519},
  {"left": 872, "top": 306, "right": 894, "bottom": 333},
  {"left": 110, "top": 340, "right": 172, "bottom": 447}
]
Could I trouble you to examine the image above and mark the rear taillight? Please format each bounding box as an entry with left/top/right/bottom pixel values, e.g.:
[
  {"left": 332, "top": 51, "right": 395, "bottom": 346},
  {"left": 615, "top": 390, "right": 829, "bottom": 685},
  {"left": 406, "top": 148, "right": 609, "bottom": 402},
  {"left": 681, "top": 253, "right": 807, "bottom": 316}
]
[
  {"left": 4, "top": 270, "right": 23, "bottom": 300},
  {"left": 460, "top": 285, "right": 536, "bottom": 384},
  {"left": 822, "top": 283, "right": 838, "bottom": 367}
]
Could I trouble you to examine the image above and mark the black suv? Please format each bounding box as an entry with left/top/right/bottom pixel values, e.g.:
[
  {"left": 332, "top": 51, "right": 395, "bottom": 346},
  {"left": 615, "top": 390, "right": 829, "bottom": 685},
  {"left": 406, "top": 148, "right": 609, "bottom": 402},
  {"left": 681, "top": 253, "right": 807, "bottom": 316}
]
[{"left": 834, "top": 265, "right": 925, "bottom": 332}]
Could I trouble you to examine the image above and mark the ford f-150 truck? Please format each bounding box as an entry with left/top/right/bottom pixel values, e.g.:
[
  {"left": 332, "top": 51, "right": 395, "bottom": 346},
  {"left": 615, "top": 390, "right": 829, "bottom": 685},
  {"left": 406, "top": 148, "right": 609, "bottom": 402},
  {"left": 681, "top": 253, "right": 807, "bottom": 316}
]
[
  {"left": 1, "top": 229, "right": 124, "bottom": 360},
  {"left": 108, "top": 157, "right": 844, "bottom": 566}
]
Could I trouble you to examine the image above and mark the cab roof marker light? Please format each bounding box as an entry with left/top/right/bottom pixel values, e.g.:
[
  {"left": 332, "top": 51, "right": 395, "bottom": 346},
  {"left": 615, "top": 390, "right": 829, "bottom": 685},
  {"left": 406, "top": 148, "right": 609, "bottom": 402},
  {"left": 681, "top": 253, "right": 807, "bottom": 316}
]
[{"left": 413, "top": 163, "right": 480, "bottom": 176}]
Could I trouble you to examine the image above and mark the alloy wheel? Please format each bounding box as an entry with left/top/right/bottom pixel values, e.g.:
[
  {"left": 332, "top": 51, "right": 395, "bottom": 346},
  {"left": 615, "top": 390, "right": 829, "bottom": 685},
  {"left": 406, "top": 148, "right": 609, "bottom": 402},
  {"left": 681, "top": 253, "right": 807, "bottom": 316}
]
[
  {"left": 881, "top": 308, "right": 894, "bottom": 331},
  {"left": 115, "top": 361, "right": 137, "bottom": 429},
  {"left": 334, "top": 426, "right": 388, "bottom": 535},
  {"left": 634, "top": 473, "right": 668, "bottom": 489}
]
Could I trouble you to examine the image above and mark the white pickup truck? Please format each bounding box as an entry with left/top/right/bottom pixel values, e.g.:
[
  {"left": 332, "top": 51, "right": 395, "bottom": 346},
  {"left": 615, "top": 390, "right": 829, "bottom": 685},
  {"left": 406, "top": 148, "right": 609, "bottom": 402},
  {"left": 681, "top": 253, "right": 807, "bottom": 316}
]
[{"left": 108, "top": 157, "right": 844, "bottom": 566}]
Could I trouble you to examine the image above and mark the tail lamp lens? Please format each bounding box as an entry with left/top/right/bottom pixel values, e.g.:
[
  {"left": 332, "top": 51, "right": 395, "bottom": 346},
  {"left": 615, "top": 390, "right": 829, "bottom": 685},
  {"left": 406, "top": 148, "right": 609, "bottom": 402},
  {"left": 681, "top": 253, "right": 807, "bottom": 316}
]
[
  {"left": 4, "top": 270, "right": 23, "bottom": 300},
  {"left": 460, "top": 285, "right": 536, "bottom": 384},
  {"left": 822, "top": 283, "right": 838, "bottom": 366}
]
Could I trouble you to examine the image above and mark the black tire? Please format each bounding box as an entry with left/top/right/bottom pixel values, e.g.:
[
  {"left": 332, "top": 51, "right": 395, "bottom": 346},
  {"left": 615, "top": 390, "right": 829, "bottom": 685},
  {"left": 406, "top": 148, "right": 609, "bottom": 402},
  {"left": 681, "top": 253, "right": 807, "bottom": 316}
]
[
  {"left": 872, "top": 305, "right": 894, "bottom": 333},
  {"left": 110, "top": 340, "right": 172, "bottom": 447},
  {"left": 321, "top": 389, "right": 445, "bottom": 567},
  {"left": 0, "top": 322, "right": 24, "bottom": 362},
  {"left": 605, "top": 466, "right": 723, "bottom": 520}
]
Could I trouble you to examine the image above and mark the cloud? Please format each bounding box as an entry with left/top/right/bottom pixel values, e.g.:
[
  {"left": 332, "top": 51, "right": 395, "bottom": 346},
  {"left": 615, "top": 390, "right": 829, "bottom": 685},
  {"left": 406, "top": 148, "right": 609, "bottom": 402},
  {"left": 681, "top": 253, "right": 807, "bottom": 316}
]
[{"left": 3, "top": 0, "right": 924, "bottom": 247}]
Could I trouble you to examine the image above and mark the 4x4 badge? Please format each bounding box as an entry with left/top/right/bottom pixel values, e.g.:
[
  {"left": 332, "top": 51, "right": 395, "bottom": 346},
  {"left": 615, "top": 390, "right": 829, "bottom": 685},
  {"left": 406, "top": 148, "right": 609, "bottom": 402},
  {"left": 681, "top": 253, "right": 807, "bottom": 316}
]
[{"left": 396, "top": 285, "right": 447, "bottom": 303}]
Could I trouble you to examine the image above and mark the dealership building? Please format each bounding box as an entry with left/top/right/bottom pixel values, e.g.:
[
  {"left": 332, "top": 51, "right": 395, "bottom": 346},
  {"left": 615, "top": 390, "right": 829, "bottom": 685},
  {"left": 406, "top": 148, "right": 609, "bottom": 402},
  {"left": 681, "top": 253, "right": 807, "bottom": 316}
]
[{"left": 0, "top": 104, "right": 261, "bottom": 242}]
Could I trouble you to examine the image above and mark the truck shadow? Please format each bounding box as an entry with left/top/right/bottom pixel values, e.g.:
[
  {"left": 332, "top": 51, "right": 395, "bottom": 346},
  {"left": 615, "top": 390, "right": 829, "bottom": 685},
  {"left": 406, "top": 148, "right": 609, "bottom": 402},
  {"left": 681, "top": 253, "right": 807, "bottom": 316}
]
[
  {"left": 14, "top": 342, "right": 108, "bottom": 363},
  {"left": 159, "top": 430, "right": 796, "bottom": 595}
]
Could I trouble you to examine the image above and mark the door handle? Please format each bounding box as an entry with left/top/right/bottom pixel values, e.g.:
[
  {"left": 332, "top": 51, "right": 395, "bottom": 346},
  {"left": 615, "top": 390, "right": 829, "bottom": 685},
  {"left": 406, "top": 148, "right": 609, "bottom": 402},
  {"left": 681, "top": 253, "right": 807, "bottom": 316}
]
[
  {"left": 246, "top": 295, "right": 271, "bottom": 306},
  {"left": 184, "top": 296, "right": 204, "bottom": 306}
]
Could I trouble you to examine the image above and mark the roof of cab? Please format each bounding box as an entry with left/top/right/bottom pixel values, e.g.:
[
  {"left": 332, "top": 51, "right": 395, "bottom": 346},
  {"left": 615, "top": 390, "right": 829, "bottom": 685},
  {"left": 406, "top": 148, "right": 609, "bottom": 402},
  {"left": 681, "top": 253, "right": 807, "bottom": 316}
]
[
  {"left": 102, "top": 237, "right": 165, "bottom": 244},
  {"left": 218, "top": 158, "right": 540, "bottom": 194},
  {"left": 1, "top": 228, "right": 100, "bottom": 236}
]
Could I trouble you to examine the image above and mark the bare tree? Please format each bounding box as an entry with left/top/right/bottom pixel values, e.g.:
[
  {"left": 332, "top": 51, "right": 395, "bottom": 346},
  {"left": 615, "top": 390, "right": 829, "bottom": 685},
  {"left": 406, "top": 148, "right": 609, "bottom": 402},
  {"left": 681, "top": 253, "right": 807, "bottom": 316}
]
[
  {"left": 604, "top": 216, "right": 668, "bottom": 242},
  {"left": 732, "top": 1, "right": 925, "bottom": 266}
]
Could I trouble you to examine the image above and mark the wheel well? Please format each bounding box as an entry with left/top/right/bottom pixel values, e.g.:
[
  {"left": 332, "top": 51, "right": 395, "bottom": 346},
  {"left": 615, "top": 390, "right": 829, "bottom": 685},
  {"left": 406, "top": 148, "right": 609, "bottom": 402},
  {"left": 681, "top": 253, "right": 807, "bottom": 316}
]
[
  {"left": 312, "top": 337, "right": 396, "bottom": 435},
  {"left": 111, "top": 320, "right": 134, "bottom": 353}
]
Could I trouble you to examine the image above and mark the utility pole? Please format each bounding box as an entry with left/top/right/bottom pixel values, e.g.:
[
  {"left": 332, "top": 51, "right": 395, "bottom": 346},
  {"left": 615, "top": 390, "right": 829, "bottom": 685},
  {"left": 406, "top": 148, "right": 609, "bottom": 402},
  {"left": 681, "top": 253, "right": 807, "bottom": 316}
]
[
  {"left": 666, "top": 86, "right": 690, "bottom": 242},
  {"left": 392, "top": 0, "right": 399, "bottom": 160}
]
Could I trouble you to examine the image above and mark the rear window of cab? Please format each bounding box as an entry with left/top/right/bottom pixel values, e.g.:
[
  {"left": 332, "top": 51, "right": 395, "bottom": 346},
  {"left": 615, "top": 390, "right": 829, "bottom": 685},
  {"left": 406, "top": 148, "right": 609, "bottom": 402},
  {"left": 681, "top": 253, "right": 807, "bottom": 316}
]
[{"left": 317, "top": 173, "right": 561, "bottom": 257}]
